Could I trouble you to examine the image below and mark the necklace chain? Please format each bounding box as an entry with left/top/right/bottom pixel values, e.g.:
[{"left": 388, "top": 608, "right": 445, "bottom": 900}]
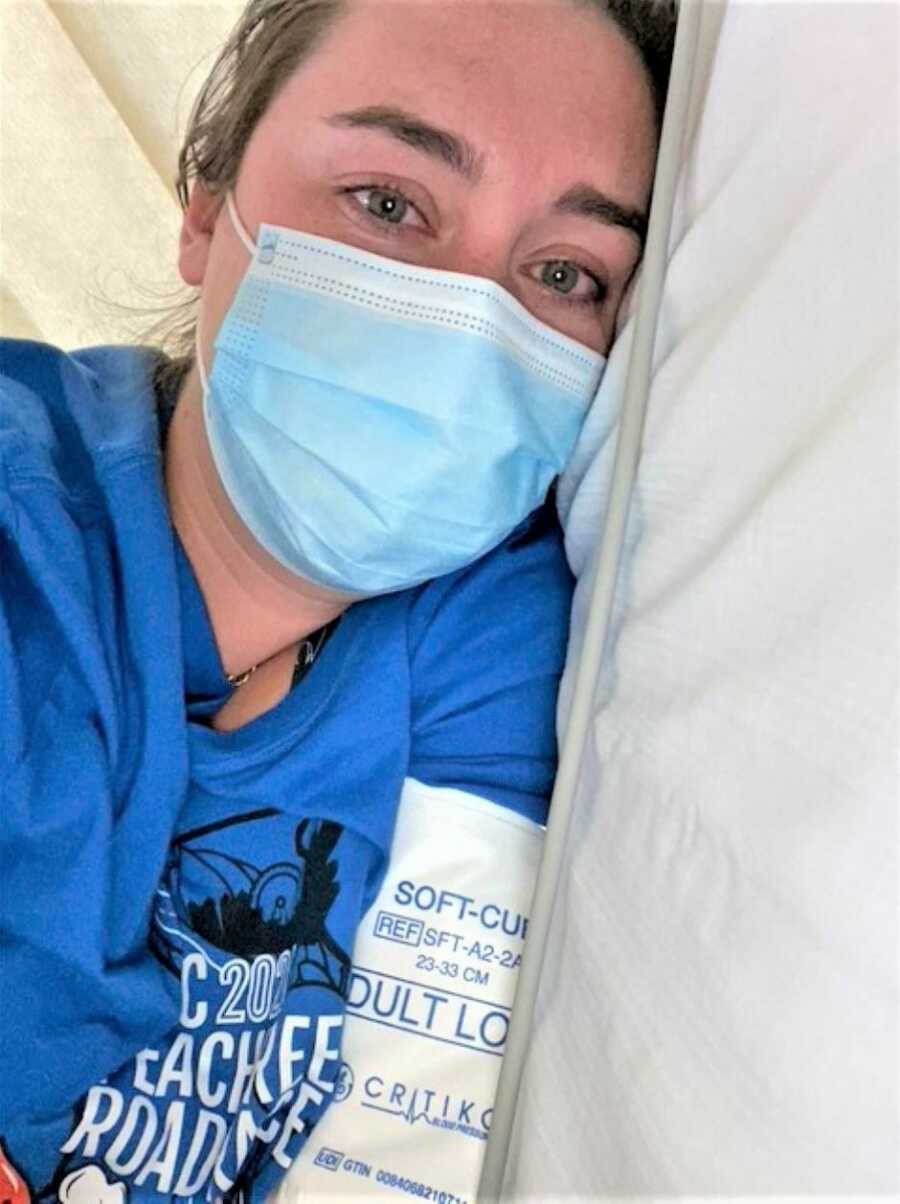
[
  {"left": 226, "top": 622, "right": 331, "bottom": 689},
  {"left": 226, "top": 664, "right": 257, "bottom": 688}
]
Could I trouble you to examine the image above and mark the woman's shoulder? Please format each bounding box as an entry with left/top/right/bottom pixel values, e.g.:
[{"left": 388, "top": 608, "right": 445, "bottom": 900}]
[{"left": 0, "top": 338, "right": 163, "bottom": 491}]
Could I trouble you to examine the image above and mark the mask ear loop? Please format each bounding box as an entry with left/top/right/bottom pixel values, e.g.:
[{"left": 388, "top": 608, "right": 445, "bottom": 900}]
[
  {"left": 196, "top": 190, "right": 257, "bottom": 392},
  {"left": 225, "top": 189, "right": 258, "bottom": 258},
  {"left": 196, "top": 327, "right": 210, "bottom": 395}
]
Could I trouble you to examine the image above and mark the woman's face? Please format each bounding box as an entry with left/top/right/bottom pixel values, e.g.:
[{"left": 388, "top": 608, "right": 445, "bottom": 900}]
[{"left": 180, "top": 0, "right": 658, "bottom": 358}]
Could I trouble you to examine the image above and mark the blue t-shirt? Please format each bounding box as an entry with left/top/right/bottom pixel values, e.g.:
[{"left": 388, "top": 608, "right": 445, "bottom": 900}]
[{"left": 0, "top": 340, "right": 572, "bottom": 1202}]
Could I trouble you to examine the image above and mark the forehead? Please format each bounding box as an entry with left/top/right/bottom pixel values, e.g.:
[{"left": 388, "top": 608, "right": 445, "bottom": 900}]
[{"left": 257, "top": 0, "right": 657, "bottom": 206}]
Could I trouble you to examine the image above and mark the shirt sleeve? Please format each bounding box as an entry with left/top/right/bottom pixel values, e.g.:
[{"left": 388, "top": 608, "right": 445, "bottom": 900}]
[
  {"left": 406, "top": 501, "right": 574, "bottom": 825},
  {"left": 0, "top": 342, "right": 183, "bottom": 1181}
]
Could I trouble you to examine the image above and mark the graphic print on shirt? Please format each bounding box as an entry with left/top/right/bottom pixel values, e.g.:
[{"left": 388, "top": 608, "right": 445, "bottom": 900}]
[
  {"left": 153, "top": 809, "right": 352, "bottom": 996},
  {"left": 49, "top": 809, "right": 364, "bottom": 1204}
]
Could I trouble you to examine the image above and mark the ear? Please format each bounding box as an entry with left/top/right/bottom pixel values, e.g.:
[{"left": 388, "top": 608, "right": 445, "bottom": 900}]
[{"left": 178, "top": 181, "right": 223, "bottom": 287}]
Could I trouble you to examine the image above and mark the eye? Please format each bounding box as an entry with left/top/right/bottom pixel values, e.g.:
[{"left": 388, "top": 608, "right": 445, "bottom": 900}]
[
  {"left": 534, "top": 259, "right": 607, "bottom": 307},
  {"left": 342, "top": 184, "right": 426, "bottom": 230},
  {"left": 360, "top": 186, "right": 407, "bottom": 224}
]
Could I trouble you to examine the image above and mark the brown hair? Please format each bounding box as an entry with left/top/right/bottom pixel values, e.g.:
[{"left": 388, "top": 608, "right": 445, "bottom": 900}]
[{"left": 151, "top": 0, "right": 676, "bottom": 399}]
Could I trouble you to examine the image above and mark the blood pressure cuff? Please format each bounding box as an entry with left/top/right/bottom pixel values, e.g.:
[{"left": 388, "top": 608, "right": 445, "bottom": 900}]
[{"left": 272, "top": 778, "right": 543, "bottom": 1203}]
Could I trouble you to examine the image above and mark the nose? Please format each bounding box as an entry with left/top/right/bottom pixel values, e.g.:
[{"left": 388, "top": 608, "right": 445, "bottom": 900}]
[{"left": 431, "top": 230, "right": 517, "bottom": 299}]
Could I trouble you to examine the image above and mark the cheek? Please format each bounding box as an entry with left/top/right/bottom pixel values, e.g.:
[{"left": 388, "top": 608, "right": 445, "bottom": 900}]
[
  {"left": 197, "top": 221, "right": 253, "bottom": 348},
  {"left": 237, "top": 160, "right": 340, "bottom": 244},
  {"left": 583, "top": 310, "right": 617, "bottom": 357}
]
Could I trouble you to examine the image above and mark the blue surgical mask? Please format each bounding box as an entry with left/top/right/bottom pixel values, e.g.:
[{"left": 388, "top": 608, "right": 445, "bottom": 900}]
[{"left": 197, "top": 191, "right": 605, "bottom": 596}]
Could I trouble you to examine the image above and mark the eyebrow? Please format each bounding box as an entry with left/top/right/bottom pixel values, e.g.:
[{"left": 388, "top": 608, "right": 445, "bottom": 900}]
[
  {"left": 326, "top": 105, "right": 483, "bottom": 182},
  {"left": 327, "top": 105, "right": 648, "bottom": 244},
  {"left": 554, "top": 184, "right": 648, "bottom": 245}
]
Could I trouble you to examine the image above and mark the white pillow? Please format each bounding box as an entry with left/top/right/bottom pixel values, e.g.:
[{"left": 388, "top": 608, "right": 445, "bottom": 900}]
[{"left": 512, "top": 1, "right": 898, "bottom": 1194}]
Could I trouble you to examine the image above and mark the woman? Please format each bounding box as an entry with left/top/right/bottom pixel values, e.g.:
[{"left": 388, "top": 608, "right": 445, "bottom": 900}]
[{"left": 0, "top": 0, "right": 673, "bottom": 1199}]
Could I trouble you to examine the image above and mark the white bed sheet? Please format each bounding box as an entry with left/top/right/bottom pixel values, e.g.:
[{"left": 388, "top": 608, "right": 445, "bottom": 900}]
[{"left": 509, "top": 1, "right": 899, "bottom": 1195}]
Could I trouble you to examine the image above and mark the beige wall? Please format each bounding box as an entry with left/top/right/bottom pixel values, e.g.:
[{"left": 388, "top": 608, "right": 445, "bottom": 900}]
[{"left": 0, "top": 1, "right": 243, "bottom": 348}]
